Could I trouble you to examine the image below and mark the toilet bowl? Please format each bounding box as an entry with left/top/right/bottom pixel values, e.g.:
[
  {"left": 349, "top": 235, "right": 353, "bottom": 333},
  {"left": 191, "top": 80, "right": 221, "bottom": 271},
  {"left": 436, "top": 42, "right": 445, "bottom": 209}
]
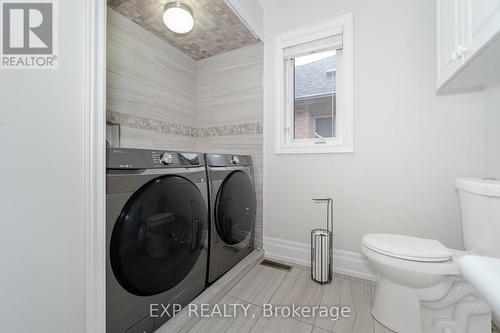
[
  {"left": 361, "top": 177, "right": 500, "bottom": 333},
  {"left": 361, "top": 234, "right": 492, "bottom": 333}
]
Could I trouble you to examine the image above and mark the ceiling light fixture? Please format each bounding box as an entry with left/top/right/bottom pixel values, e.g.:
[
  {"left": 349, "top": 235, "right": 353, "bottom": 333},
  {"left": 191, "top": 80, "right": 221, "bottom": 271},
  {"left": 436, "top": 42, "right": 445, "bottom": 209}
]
[{"left": 163, "top": 2, "right": 194, "bottom": 34}]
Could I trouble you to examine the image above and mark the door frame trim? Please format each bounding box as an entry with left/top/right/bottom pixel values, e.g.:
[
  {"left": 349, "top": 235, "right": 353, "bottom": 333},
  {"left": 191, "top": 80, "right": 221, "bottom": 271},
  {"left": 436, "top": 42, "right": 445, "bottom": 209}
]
[{"left": 84, "top": 0, "right": 107, "bottom": 332}]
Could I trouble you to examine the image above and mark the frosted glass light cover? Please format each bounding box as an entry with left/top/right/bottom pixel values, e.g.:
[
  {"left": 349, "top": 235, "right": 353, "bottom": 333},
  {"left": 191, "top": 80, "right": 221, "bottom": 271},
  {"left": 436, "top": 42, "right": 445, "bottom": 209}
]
[{"left": 163, "top": 3, "right": 194, "bottom": 34}]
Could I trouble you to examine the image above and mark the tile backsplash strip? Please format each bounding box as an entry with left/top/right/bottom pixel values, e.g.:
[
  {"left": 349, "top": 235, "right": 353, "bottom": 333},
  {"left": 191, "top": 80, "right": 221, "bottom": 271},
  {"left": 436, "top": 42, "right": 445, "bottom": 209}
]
[
  {"left": 107, "top": 110, "right": 262, "bottom": 138},
  {"left": 107, "top": 111, "right": 198, "bottom": 137}
]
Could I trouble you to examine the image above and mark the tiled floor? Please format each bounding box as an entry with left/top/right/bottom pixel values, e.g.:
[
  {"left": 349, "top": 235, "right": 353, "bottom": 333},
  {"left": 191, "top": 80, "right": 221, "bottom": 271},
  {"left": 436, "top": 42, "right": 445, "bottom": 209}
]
[
  {"left": 186, "top": 263, "right": 394, "bottom": 333},
  {"left": 159, "top": 254, "right": 500, "bottom": 333},
  {"left": 182, "top": 261, "right": 500, "bottom": 333}
]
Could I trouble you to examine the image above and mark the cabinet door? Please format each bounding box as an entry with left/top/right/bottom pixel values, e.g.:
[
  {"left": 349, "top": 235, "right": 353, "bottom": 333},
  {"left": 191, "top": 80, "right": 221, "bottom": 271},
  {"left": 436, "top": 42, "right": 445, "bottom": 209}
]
[
  {"left": 461, "top": 0, "right": 500, "bottom": 63},
  {"left": 436, "top": 0, "right": 463, "bottom": 88}
]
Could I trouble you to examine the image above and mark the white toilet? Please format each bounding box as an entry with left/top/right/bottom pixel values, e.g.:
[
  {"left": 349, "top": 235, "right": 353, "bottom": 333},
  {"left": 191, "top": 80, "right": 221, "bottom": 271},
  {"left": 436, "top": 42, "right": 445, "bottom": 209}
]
[{"left": 362, "top": 177, "right": 500, "bottom": 333}]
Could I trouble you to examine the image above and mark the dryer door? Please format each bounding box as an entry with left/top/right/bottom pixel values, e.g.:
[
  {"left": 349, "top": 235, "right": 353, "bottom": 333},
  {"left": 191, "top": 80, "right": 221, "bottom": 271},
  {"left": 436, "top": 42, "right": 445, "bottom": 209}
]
[
  {"left": 215, "top": 171, "right": 256, "bottom": 245},
  {"left": 110, "top": 175, "right": 207, "bottom": 296}
]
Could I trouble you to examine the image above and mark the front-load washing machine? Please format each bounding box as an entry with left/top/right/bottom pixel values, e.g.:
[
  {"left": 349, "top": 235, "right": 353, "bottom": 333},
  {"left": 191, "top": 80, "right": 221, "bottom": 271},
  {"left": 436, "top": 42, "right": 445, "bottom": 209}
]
[
  {"left": 206, "top": 154, "right": 256, "bottom": 284},
  {"left": 106, "top": 148, "right": 208, "bottom": 333}
]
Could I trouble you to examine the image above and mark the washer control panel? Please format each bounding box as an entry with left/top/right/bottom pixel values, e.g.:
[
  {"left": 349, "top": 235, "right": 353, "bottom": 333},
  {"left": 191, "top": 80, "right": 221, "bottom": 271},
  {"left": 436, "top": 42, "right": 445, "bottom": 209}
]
[
  {"left": 150, "top": 151, "right": 201, "bottom": 168},
  {"left": 107, "top": 148, "right": 204, "bottom": 170}
]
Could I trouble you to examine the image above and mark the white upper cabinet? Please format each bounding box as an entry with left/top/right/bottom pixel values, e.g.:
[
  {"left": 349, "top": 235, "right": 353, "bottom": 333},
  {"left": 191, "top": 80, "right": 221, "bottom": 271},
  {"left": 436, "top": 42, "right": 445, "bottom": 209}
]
[
  {"left": 436, "top": 0, "right": 500, "bottom": 91},
  {"left": 436, "top": 0, "right": 462, "bottom": 88},
  {"left": 461, "top": 0, "right": 500, "bottom": 62}
]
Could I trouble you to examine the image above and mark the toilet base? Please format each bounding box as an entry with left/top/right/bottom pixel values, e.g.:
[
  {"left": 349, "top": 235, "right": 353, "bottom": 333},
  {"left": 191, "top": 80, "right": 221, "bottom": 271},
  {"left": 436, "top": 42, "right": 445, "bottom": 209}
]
[
  {"left": 372, "top": 276, "right": 491, "bottom": 333},
  {"left": 372, "top": 277, "right": 425, "bottom": 333}
]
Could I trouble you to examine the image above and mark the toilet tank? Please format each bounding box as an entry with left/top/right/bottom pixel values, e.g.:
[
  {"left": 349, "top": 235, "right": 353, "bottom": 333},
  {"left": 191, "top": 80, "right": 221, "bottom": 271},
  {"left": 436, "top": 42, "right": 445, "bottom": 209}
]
[{"left": 456, "top": 177, "right": 500, "bottom": 257}]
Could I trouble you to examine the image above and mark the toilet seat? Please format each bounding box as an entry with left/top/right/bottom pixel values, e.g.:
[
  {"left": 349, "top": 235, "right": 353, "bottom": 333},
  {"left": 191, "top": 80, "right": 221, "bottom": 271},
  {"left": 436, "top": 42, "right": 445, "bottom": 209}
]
[{"left": 362, "top": 233, "right": 453, "bottom": 262}]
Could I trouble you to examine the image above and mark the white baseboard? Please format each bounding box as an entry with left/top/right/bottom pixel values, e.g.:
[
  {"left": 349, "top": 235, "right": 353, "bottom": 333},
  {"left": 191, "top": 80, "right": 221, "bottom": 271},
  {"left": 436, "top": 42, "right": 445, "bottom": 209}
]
[
  {"left": 263, "top": 237, "right": 310, "bottom": 266},
  {"left": 263, "top": 236, "right": 378, "bottom": 282}
]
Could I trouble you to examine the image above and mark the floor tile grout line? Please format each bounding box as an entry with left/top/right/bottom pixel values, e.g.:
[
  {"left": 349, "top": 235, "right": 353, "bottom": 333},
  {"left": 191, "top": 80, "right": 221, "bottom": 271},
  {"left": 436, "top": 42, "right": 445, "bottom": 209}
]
[
  {"left": 259, "top": 267, "right": 286, "bottom": 304},
  {"left": 274, "top": 266, "right": 308, "bottom": 305},
  {"left": 234, "top": 272, "right": 289, "bottom": 308},
  {"left": 277, "top": 267, "right": 325, "bottom": 327},
  {"left": 313, "top": 277, "right": 338, "bottom": 330},
  {"left": 231, "top": 295, "right": 263, "bottom": 308},
  {"left": 255, "top": 265, "right": 289, "bottom": 305},
  {"left": 229, "top": 265, "right": 285, "bottom": 306},
  {"left": 227, "top": 265, "right": 264, "bottom": 303},
  {"left": 310, "top": 274, "right": 327, "bottom": 328},
  {"left": 312, "top": 324, "right": 335, "bottom": 333},
  {"left": 245, "top": 308, "right": 264, "bottom": 333}
]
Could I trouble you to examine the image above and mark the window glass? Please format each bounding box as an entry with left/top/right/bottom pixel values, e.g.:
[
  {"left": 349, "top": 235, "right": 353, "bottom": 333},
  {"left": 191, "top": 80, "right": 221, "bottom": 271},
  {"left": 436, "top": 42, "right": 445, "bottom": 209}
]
[
  {"left": 315, "top": 117, "right": 335, "bottom": 138},
  {"left": 292, "top": 50, "right": 336, "bottom": 140}
]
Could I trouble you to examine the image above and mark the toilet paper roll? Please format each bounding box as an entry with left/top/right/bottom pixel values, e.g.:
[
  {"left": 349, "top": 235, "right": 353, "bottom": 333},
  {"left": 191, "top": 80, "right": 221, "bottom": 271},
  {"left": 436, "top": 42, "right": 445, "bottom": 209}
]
[{"left": 311, "top": 229, "right": 331, "bottom": 283}]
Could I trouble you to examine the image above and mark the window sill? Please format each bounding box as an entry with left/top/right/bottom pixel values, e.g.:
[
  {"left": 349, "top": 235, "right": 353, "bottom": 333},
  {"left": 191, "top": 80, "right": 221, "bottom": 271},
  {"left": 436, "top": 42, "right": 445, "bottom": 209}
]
[{"left": 275, "top": 143, "right": 354, "bottom": 155}]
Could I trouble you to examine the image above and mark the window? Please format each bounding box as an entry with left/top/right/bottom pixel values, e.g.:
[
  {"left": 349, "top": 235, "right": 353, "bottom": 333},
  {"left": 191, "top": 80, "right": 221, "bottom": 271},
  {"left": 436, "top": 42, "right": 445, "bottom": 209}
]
[{"left": 275, "top": 13, "right": 353, "bottom": 154}]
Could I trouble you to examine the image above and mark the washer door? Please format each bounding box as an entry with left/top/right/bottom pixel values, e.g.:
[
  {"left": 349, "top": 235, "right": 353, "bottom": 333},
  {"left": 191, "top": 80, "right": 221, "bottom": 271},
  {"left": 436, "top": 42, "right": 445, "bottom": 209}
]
[
  {"left": 110, "top": 175, "right": 206, "bottom": 296},
  {"left": 215, "top": 171, "right": 256, "bottom": 245}
]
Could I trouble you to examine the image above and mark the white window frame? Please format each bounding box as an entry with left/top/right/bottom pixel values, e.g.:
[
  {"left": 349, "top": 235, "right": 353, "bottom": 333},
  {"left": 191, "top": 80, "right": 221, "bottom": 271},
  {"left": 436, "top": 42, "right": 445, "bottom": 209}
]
[{"left": 274, "top": 13, "right": 354, "bottom": 154}]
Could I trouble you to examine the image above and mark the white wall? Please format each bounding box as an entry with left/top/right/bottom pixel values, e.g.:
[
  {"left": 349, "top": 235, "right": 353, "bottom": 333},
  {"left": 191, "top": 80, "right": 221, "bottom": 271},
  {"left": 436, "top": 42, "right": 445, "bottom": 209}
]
[
  {"left": 0, "top": 1, "right": 86, "bottom": 332},
  {"left": 261, "top": 0, "right": 487, "bottom": 257},
  {"left": 225, "top": 0, "right": 264, "bottom": 41},
  {"left": 485, "top": 86, "right": 500, "bottom": 176}
]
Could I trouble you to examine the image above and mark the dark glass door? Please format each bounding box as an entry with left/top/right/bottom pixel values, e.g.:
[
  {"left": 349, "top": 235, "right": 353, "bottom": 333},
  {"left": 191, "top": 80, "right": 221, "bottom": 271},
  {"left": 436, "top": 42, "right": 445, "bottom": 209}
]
[
  {"left": 215, "top": 171, "right": 256, "bottom": 245},
  {"left": 110, "top": 175, "right": 206, "bottom": 296}
]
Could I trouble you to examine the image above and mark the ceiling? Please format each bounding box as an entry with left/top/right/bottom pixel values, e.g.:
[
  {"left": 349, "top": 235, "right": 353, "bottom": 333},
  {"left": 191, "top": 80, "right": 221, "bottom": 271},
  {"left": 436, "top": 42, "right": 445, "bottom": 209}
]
[{"left": 107, "top": 0, "right": 259, "bottom": 60}]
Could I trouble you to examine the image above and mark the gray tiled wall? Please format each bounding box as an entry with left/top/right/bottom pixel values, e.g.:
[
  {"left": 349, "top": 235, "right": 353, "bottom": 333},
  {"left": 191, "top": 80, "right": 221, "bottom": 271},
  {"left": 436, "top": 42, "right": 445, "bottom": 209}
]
[
  {"left": 107, "top": 9, "right": 264, "bottom": 247},
  {"left": 195, "top": 43, "right": 264, "bottom": 248}
]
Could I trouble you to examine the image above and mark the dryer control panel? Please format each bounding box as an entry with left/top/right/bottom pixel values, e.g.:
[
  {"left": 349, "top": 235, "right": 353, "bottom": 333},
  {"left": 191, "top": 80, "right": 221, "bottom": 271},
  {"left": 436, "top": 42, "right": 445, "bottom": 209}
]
[
  {"left": 205, "top": 153, "right": 253, "bottom": 167},
  {"left": 107, "top": 148, "right": 204, "bottom": 170}
]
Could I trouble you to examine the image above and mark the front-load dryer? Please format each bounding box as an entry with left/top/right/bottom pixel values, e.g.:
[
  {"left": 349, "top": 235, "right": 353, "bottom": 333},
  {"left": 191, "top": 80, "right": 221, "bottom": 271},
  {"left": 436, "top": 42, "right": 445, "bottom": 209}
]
[
  {"left": 206, "top": 154, "right": 256, "bottom": 284},
  {"left": 106, "top": 148, "right": 208, "bottom": 332}
]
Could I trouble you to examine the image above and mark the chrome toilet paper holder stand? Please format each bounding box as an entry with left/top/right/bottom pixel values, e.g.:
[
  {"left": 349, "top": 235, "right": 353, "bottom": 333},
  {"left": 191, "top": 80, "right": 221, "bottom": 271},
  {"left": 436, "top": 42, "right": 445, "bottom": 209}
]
[{"left": 311, "top": 197, "right": 334, "bottom": 284}]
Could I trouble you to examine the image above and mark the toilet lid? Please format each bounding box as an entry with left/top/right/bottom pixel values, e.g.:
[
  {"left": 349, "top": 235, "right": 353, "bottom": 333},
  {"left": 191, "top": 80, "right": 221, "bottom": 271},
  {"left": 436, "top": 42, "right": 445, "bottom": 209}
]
[{"left": 362, "top": 233, "right": 453, "bottom": 262}]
